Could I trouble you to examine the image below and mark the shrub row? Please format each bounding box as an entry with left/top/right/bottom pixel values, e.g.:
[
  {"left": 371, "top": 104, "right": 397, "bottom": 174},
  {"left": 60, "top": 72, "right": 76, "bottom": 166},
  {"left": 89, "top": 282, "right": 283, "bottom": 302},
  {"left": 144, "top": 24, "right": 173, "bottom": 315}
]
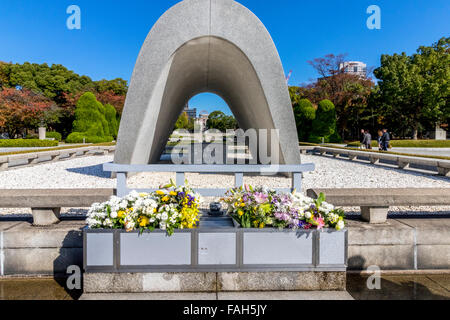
[
  {"left": 65, "top": 133, "right": 114, "bottom": 144},
  {"left": 46, "top": 131, "right": 62, "bottom": 141},
  {"left": 0, "top": 139, "right": 58, "bottom": 148},
  {"left": 347, "top": 140, "right": 450, "bottom": 148}
]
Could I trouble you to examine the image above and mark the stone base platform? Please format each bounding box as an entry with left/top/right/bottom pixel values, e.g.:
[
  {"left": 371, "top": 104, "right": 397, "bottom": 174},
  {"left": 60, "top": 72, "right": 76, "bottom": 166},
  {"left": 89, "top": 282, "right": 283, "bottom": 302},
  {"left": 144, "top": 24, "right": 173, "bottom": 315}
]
[
  {"left": 80, "top": 291, "right": 354, "bottom": 300},
  {"left": 83, "top": 271, "right": 346, "bottom": 293},
  {"left": 1, "top": 218, "right": 449, "bottom": 276}
]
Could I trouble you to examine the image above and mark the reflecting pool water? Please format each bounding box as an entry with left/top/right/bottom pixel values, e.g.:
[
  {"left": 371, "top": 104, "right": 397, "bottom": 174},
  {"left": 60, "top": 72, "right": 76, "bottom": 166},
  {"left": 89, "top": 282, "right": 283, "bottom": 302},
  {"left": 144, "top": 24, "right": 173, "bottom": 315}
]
[{"left": 0, "top": 274, "right": 448, "bottom": 300}]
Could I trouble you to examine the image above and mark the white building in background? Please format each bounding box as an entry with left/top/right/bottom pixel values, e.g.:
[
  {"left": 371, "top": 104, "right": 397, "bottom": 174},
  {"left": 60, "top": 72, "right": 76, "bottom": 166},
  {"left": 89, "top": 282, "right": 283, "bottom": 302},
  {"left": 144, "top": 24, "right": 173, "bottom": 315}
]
[
  {"left": 196, "top": 111, "right": 209, "bottom": 132},
  {"left": 340, "top": 61, "right": 367, "bottom": 78}
]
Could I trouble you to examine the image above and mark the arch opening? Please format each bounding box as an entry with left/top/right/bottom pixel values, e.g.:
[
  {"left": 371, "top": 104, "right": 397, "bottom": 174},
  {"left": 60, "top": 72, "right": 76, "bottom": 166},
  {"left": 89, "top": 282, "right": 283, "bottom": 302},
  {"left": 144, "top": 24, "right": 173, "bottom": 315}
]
[{"left": 147, "top": 36, "right": 277, "bottom": 164}]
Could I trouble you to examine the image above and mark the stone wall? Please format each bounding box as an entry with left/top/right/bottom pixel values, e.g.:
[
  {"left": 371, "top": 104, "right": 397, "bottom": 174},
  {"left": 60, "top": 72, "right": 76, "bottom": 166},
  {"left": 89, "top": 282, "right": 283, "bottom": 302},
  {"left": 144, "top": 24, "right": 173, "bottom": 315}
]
[{"left": 1, "top": 219, "right": 449, "bottom": 276}]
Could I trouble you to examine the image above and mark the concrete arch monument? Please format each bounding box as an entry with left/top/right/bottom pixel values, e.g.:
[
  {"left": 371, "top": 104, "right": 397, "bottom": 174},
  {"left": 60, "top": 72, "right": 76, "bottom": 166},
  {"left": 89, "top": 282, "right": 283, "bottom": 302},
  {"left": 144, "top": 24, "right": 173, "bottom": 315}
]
[{"left": 115, "top": 0, "right": 301, "bottom": 165}]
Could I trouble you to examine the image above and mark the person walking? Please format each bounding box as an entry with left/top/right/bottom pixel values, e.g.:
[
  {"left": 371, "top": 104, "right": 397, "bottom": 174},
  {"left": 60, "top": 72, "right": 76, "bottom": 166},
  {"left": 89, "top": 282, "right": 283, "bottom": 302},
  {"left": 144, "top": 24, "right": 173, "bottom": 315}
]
[
  {"left": 363, "top": 130, "right": 372, "bottom": 149},
  {"left": 381, "top": 129, "right": 390, "bottom": 151},
  {"left": 360, "top": 129, "right": 366, "bottom": 149},
  {"left": 377, "top": 130, "right": 383, "bottom": 150}
]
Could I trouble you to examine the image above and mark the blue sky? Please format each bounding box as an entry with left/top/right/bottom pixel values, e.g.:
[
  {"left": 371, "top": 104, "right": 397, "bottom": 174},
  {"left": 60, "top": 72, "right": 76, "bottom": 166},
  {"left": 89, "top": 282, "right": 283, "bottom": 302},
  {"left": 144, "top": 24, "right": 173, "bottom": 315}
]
[{"left": 0, "top": 0, "right": 449, "bottom": 115}]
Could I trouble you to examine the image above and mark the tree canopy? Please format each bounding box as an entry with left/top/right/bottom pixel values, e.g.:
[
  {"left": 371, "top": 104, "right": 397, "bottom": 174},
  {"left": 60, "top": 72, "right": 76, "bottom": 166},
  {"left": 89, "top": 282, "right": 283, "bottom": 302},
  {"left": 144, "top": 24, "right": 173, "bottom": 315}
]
[
  {"left": 206, "top": 111, "right": 238, "bottom": 132},
  {"left": 374, "top": 37, "right": 449, "bottom": 139},
  {"left": 291, "top": 37, "right": 449, "bottom": 141},
  {"left": 0, "top": 61, "right": 126, "bottom": 139},
  {"left": 0, "top": 87, "right": 55, "bottom": 138}
]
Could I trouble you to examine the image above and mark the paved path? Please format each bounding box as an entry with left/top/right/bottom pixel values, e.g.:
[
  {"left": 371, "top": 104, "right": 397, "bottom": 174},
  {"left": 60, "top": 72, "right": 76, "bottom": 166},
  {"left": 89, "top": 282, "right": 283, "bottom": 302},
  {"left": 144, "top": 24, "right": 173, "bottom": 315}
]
[{"left": 391, "top": 148, "right": 450, "bottom": 157}]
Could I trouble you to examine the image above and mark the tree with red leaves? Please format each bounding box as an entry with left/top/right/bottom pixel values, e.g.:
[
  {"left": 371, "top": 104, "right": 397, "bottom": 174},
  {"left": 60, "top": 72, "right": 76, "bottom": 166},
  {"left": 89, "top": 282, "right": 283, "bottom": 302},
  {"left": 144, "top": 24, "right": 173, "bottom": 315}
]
[
  {"left": 0, "top": 88, "right": 54, "bottom": 138},
  {"left": 296, "top": 54, "right": 375, "bottom": 140}
]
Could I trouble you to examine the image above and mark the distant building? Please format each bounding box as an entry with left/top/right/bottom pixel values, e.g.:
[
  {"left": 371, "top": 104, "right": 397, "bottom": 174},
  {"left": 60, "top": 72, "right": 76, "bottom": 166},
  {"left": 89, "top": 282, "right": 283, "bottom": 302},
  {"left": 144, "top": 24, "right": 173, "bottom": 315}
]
[
  {"left": 183, "top": 104, "right": 197, "bottom": 119},
  {"left": 339, "top": 61, "right": 367, "bottom": 78},
  {"left": 196, "top": 111, "right": 209, "bottom": 132}
]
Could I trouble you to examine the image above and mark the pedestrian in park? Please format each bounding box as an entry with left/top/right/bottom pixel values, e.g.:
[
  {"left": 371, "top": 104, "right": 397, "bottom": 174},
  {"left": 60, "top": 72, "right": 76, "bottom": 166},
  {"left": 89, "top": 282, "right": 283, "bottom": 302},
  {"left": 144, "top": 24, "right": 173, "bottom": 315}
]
[
  {"left": 381, "top": 129, "right": 390, "bottom": 151},
  {"left": 360, "top": 129, "right": 366, "bottom": 149},
  {"left": 363, "top": 130, "right": 372, "bottom": 149},
  {"left": 377, "top": 130, "right": 383, "bottom": 150}
]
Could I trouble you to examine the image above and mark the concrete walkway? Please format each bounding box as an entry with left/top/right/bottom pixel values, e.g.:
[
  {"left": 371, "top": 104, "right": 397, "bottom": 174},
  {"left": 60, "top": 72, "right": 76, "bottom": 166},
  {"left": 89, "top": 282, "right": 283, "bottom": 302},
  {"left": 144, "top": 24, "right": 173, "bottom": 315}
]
[{"left": 391, "top": 148, "right": 450, "bottom": 157}]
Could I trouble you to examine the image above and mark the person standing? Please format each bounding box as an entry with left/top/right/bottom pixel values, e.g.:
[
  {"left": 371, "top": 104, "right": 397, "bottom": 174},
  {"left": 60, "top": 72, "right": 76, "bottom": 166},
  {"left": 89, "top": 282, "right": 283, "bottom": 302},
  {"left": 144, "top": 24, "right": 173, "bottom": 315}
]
[
  {"left": 377, "top": 130, "right": 383, "bottom": 150},
  {"left": 381, "top": 129, "right": 390, "bottom": 151},
  {"left": 364, "top": 130, "right": 372, "bottom": 149},
  {"left": 360, "top": 129, "right": 366, "bottom": 149}
]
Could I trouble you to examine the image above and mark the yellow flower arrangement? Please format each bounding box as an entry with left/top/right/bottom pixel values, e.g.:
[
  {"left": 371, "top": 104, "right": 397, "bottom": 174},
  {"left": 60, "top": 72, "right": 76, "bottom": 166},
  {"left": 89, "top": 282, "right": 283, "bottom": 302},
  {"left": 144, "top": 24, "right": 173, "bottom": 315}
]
[
  {"left": 138, "top": 216, "right": 150, "bottom": 227},
  {"left": 87, "top": 180, "right": 202, "bottom": 236}
]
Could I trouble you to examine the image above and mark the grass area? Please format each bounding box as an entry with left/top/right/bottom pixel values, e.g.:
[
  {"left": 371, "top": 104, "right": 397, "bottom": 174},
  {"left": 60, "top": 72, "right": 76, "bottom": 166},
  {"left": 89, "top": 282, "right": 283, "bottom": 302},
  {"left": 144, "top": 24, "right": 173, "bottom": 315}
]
[
  {"left": 0, "top": 142, "right": 115, "bottom": 157},
  {"left": 346, "top": 140, "right": 450, "bottom": 148},
  {"left": 0, "top": 139, "right": 58, "bottom": 148},
  {"left": 299, "top": 142, "right": 450, "bottom": 161}
]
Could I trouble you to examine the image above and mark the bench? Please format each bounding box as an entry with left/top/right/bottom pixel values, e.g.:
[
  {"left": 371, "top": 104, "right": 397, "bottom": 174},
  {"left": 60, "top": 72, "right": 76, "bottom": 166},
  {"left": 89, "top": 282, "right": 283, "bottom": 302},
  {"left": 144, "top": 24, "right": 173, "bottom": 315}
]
[
  {"left": 103, "top": 163, "right": 316, "bottom": 197},
  {"left": 310, "top": 146, "right": 450, "bottom": 177},
  {"left": 0, "top": 189, "right": 114, "bottom": 226},
  {"left": 307, "top": 188, "right": 450, "bottom": 224}
]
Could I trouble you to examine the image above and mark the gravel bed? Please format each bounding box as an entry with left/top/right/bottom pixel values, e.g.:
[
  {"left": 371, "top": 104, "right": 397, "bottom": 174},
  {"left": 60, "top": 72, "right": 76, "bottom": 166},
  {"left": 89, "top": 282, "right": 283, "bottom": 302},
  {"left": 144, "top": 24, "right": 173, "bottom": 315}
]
[{"left": 1, "top": 154, "right": 449, "bottom": 215}]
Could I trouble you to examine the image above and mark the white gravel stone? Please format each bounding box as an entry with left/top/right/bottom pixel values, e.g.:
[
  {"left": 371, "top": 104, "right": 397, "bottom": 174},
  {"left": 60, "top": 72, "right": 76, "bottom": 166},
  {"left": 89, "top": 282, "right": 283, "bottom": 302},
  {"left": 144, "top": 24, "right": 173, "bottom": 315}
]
[{"left": 1, "top": 154, "right": 449, "bottom": 215}]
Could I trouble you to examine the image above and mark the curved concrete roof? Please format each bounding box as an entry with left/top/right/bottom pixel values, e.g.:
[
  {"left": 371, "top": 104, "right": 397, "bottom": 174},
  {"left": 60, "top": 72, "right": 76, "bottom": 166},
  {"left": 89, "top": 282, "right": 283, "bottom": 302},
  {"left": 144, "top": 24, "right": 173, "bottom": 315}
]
[{"left": 115, "top": 0, "right": 301, "bottom": 165}]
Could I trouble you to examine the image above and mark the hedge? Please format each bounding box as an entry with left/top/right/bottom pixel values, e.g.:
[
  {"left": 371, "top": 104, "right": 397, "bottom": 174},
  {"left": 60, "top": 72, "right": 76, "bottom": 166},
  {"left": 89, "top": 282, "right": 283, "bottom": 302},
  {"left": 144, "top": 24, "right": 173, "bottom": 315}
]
[
  {"left": 299, "top": 142, "right": 450, "bottom": 161},
  {"left": 46, "top": 131, "right": 62, "bottom": 142},
  {"left": 65, "top": 133, "right": 114, "bottom": 144},
  {"left": 0, "top": 139, "right": 58, "bottom": 148},
  {"left": 347, "top": 140, "right": 450, "bottom": 148}
]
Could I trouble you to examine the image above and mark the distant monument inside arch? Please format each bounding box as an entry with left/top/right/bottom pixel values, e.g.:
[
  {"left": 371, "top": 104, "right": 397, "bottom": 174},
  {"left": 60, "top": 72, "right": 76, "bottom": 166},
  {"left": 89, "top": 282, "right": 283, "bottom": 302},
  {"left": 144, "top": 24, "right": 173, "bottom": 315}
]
[{"left": 115, "top": 0, "right": 301, "bottom": 166}]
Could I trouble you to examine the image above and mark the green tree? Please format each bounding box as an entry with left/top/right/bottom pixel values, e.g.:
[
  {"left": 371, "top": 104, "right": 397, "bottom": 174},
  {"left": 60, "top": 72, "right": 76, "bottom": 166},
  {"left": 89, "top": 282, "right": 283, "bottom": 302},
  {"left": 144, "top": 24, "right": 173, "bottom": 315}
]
[
  {"left": 66, "top": 92, "right": 113, "bottom": 143},
  {"left": 309, "top": 99, "right": 341, "bottom": 143},
  {"left": 206, "top": 111, "right": 238, "bottom": 132},
  {"left": 2, "top": 62, "right": 95, "bottom": 100},
  {"left": 104, "top": 103, "right": 119, "bottom": 138},
  {"left": 175, "top": 112, "right": 190, "bottom": 130},
  {"left": 292, "top": 97, "right": 316, "bottom": 142},
  {"left": 374, "top": 37, "right": 449, "bottom": 139},
  {"left": 95, "top": 78, "right": 128, "bottom": 96}
]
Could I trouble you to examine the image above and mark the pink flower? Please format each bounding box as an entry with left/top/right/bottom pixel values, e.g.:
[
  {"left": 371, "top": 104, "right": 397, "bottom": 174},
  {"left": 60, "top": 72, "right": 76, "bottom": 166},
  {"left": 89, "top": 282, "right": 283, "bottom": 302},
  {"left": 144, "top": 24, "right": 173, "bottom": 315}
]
[
  {"left": 254, "top": 192, "right": 268, "bottom": 204},
  {"left": 314, "top": 217, "right": 325, "bottom": 230}
]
